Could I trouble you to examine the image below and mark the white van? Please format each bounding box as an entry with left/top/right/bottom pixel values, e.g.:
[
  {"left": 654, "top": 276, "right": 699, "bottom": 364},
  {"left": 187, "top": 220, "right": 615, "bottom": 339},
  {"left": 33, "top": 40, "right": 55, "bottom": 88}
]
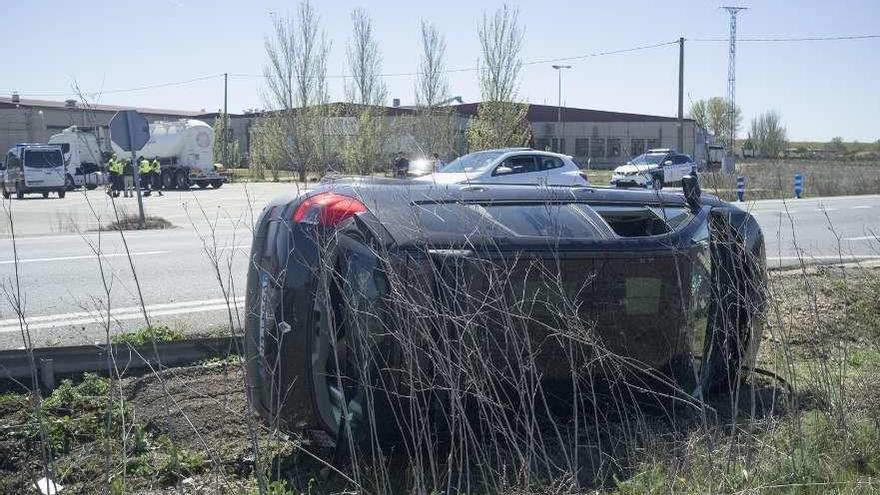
[
  {"left": 48, "top": 127, "right": 107, "bottom": 190},
  {"left": 2, "top": 144, "right": 67, "bottom": 199}
]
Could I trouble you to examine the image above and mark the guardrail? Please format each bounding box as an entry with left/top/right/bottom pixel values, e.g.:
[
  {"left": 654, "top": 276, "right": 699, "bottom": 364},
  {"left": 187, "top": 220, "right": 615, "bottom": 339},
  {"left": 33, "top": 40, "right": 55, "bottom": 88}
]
[{"left": 0, "top": 336, "right": 242, "bottom": 390}]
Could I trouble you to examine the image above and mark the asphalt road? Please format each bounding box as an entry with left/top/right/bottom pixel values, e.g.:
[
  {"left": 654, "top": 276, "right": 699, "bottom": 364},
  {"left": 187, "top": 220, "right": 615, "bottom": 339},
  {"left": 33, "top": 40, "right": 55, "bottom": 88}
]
[{"left": 1, "top": 184, "right": 878, "bottom": 349}]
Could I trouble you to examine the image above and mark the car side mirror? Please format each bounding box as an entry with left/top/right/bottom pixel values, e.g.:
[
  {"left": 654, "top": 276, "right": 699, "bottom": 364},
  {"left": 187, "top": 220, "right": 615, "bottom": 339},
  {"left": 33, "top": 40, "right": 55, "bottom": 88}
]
[
  {"left": 495, "top": 165, "right": 513, "bottom": 176},
  {"left": 682, "top": 174, "right": 701, "bottom": 209},
  {"left": 663, "top": 160, "right": 673, "bottom": 166}
]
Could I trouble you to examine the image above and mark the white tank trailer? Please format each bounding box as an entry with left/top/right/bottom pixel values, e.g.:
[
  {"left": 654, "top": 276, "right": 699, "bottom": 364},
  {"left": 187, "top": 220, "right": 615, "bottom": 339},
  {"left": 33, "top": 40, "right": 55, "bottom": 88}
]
[{"left": 111, "top": 119, "right": 225, "bottom": 190}]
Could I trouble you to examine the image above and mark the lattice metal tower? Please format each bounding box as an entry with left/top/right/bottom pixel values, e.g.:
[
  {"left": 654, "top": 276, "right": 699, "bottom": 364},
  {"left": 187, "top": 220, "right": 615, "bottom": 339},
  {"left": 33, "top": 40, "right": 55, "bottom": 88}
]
[{"left": 722, "top": 6, "right": 746, "bottom": 148}]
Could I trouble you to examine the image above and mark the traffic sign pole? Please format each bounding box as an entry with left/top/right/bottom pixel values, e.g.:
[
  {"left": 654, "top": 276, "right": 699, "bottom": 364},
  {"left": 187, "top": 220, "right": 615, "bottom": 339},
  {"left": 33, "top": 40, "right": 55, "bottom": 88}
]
[{"left": 124, "top": 111, "right": 146, "bottom": 228}]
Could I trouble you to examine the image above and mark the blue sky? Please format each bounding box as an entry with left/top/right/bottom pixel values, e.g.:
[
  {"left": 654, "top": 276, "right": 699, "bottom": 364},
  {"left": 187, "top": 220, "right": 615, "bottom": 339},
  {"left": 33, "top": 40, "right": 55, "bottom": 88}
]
[{"left": 4, "top": 0, "right": 879, "bottom": 141}]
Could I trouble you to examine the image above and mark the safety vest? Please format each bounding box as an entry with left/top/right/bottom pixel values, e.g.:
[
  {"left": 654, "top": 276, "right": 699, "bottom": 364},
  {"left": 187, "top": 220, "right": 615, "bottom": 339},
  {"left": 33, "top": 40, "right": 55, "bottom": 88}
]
[
  {"left": 109, "top": 159, "right": 122, "bottom": 175},
  {"left": 150, "top": 159, "right": 161, "bottom": 174},
  {"left": 139, "top": 159, "right": 151, "bottom": 175}
]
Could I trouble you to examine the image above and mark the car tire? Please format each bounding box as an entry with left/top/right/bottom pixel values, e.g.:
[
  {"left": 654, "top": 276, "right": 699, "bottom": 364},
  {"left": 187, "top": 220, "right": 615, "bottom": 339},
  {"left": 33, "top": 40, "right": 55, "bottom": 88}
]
[
  {"left": 85, "top": 184, "right": 97, "bottom": 190},
  {"left": 65, "top": 174, "right": 75, "bottom": 191},
  {"left": 58, "top": 190, "right": 66, "bottom": 199},
  {"left": 42, "top": 192, "right": 49, "bottom": 199},
  {"left": 210, "top": 179, "right": 223, "bottom": 189},
  {"left": 174, "top": 170, "right": 191, "bottom": 190},
  {"left": 196, "top": 181, "right": 209, "bottom": 189},
  {"left": 15, "top": 184, "right": 23, "bottom": 200},
  {"left": 161, "top": 170, "right": 175, "bottom": 190},
  {"left": 1, "top": 186, "right": 9, "bottom": 199}
]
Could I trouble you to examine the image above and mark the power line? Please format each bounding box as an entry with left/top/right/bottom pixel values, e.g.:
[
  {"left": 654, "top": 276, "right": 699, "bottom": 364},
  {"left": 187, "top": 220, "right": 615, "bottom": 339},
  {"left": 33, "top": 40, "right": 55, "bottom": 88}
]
[
  {"left": 230, "top": 40, "right": 679, "bottom": 80},
  {"left": 6, "top": 33, "right": 878, "bottom": 98},
  {"left": 690, "top": 34, "right": 880, "bottom": 42},
  {"left": 5, "top": 74, "right": 224, "bottom": 99}
]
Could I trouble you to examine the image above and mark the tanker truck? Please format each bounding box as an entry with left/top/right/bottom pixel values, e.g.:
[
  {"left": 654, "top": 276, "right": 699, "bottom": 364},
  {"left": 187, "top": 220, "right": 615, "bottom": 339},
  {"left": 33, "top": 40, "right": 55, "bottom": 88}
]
[
  {"left": 111, "top": 119, "right": 225, "bottom": 190},
  {"left": 48, "top": 126, "right": 108, "bottom": 190}
]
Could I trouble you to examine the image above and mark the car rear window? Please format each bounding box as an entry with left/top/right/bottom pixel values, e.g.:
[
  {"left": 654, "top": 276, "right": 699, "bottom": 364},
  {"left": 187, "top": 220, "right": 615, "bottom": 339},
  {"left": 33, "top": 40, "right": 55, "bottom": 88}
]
[{"left": 412, "top": 202, "right": 601, "bottom": 239}]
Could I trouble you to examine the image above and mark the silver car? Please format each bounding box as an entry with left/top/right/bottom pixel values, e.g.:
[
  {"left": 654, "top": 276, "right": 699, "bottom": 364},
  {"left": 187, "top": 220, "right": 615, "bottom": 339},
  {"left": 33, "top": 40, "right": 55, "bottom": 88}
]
[{"left": 414, "top": 148, "right": 589, "bottom": 186}]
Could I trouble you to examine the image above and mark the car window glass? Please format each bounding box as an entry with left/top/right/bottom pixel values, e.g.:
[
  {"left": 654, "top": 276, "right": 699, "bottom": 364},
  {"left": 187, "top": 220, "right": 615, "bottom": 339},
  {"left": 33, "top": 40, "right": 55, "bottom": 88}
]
[
  {"left": 672, "top": 155, "right": 689, "bottom": 165},
  {"left": 24, "top": 150, "right": 63, "bottom": 169},
  {"left": 497, "top": 156, "right": 537, "bottom": 175},
  {"left": 538, "top": 156, "right": 563, "bottom": 171},
  {"left": 412, "top": 202, "right": 600, "bottom": 239}
]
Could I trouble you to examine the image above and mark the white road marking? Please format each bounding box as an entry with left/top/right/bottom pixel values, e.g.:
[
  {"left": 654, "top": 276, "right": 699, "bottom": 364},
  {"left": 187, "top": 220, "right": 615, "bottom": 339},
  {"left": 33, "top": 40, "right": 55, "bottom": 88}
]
[
  {"left": 768, "top": 255, "right": 880, "bottom": 261},
  {"left": 851, "top": 205, "right": 872, "bottom": 209},
  {"left": 0, "top": 251, "right": 168, "bottom": 265},
  {"left": 0, "top": 296, "right": 246, "bottom": 333},
  {"left": 844, "top": 235, "right": 878, "bottom": 241}
]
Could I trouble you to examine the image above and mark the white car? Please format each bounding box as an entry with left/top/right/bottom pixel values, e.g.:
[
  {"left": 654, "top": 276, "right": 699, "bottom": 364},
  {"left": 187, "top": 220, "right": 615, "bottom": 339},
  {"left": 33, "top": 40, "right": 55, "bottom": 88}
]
[
  {"left": 413, "top": 148, "right": 588, "bottom": 186},
  {"left": 610, "top": 149, "right": 697, "bottom": 189}
]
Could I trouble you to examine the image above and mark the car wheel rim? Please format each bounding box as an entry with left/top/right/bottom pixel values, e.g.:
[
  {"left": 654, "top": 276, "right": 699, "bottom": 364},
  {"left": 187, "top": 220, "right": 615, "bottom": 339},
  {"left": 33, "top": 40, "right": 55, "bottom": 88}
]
[{"left": 311, "top": 289, "right": 364, "bottom": 437}]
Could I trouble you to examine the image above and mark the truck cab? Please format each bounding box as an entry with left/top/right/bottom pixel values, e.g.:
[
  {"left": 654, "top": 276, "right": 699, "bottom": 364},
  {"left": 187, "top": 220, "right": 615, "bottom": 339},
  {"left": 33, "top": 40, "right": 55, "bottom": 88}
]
[
  {"left": 48, "top": 127, "right": 107, "bottom": 190},
  {"left": 2, "top": 144, "right": 67, "bottom": 199}
]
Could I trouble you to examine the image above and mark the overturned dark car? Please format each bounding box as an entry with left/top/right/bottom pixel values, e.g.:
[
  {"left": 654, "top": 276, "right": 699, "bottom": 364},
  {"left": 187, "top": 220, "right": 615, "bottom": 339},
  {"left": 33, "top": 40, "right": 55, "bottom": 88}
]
[{"left": 244, "top": 177, "right": 767, "bottom": 450}]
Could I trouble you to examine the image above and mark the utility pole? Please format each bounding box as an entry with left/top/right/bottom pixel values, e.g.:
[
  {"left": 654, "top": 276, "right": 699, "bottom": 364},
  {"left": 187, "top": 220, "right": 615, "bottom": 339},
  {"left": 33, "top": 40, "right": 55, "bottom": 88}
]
[
  {"left": 223, "top": 72, "right": 228, "bottom": 167},
  {"left": 552, "top": 65, "right": 571, "bottom": 153},
  {"left": 722, "top": 6, "right": 746, "bottom": 172},
  {"left": 677, "top": 37, "right": 684, "bottom": 153}
]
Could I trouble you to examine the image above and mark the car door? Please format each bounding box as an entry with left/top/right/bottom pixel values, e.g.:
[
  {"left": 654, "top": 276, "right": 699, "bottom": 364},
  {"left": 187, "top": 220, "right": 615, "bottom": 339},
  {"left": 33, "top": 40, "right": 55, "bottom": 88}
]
[
  {"left": 671, "top": 154, "right": 692, "bottom": 182},
  {"left": 490, "top": 154, "right": 540, "bottom": 184}
]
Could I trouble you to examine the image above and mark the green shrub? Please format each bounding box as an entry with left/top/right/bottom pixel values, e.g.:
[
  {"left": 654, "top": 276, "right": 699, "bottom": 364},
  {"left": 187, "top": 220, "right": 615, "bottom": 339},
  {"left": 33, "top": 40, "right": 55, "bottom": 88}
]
[{"left": 111, "top": 325, "right": 183, "bottom": 346}]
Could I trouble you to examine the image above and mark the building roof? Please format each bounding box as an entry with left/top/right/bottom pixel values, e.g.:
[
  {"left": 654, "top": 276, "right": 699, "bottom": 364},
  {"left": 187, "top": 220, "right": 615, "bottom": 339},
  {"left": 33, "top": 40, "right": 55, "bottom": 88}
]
[
  {"left": 0, "top": 96, "right": 200, "bottom": 117},
  {"left": 453, "top": 102, "right": 693, "bottom": 123}
]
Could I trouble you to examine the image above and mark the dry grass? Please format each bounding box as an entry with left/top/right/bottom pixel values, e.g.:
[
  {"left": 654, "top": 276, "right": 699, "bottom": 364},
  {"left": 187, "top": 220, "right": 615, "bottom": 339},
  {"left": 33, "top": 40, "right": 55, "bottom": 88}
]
[
  {"left": 102, "top": 214, "right": 174, "bottom": 231},
  {"left": 702, "top": 158, "right": 880, "bottom": 201}
]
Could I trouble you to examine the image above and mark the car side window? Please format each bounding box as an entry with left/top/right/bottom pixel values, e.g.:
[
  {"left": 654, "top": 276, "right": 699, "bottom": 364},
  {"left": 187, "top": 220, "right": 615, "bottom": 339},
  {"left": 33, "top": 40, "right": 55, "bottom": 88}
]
[
  {"left": 672, "top": 155, "right": 690, "bottom": 165},
  {"left": 538, "top": 156, "right": 563, "bottom": 171},
  {"left": 495, "top": 155, "right": 538, "bottom": 175}
]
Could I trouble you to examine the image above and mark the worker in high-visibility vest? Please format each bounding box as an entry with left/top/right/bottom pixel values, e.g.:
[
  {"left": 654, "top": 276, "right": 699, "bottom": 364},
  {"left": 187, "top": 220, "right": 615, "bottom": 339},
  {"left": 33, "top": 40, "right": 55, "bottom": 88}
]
[
  {"left": 107, "top": 154, "right": 122, "bottom": 197},
  {"left": 138, "top": 156, "right": 152, "bottom": 196},
  {"left": 150, "top": 157, "right": 163, "bottom": 196}
]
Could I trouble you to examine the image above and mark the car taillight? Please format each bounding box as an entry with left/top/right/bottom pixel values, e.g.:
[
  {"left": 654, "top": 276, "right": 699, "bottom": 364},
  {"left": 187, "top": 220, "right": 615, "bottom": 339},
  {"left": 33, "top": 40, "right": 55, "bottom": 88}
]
[{"left": 292, "top": 192, "right": 367, "bottom": 226}]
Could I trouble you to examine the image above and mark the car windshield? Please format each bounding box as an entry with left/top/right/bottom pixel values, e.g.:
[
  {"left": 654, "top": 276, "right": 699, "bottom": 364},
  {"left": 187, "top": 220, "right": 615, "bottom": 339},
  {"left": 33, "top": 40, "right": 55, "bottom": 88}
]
[
  {"left": 629, "top": 153, "right": 666, "bottom": 166},
  {"left": 438, "top": 150, "right": 505, "bottom": 173},
  {"left": 24, "top": 150, "right": 63, "bottom": 169}
]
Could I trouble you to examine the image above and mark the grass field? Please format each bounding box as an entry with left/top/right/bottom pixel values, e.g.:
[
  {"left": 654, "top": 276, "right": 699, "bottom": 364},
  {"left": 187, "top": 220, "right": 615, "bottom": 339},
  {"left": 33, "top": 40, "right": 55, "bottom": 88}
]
[
  {"left": 227, "top": 158, "right": 880, "bottom": 202},
  {"left": 2, "top": 263, "right": 878, "bottom": 494}
]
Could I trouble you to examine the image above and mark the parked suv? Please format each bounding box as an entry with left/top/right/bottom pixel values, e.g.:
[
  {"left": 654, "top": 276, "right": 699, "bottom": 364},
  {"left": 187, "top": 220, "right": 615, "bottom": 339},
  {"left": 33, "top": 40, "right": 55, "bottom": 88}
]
[{"left": 610, "top": 149, "right": 696, "bottom": 189}]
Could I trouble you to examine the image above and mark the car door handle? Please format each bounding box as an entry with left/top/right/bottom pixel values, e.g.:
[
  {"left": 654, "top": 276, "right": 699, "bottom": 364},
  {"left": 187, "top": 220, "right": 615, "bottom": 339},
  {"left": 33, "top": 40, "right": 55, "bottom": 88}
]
[{"left": 460, "top": 185, "right": 487, "bottom": 192}]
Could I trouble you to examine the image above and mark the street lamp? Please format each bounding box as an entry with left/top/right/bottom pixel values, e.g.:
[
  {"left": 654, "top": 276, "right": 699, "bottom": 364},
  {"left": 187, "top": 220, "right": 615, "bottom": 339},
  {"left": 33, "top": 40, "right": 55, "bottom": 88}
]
[{"left": 552, "top": 65, "right": 571, "bottom": 153}]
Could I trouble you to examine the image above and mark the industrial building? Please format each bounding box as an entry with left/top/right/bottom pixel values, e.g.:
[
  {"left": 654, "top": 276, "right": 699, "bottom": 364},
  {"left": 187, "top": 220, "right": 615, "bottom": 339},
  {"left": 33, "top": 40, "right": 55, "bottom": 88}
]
[
  {"left": 0, "top": 93, "right": 200, "bottom": 157},
  {"left": 0, "top": 94, "right": 708, "bottom": 168},
  {"left": 454, "top": 103, "right": 707, "bottom": 168}
]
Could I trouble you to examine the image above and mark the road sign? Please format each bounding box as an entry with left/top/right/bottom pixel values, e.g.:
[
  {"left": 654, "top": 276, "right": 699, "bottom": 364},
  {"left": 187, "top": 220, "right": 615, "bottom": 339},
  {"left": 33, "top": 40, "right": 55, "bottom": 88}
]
[
  {"left": 109, "top": 110, "right": 150, "bottom": 152},
  {"left": 109, "top": 110, "right": 150, "bottom": 227}
]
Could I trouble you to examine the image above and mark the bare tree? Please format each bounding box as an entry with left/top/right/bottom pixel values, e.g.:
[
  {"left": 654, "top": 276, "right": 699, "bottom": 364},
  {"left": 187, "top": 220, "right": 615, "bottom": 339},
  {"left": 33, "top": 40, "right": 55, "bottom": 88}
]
[
  {"left": 466, "top": 5, "right": 530, "bottom": 151},
  {"left": 749, "top": 110, "right": 787, "bottom": 158},
  {"left": 478, "top": 4, "right": 523, "bottom": 103},
  {"left": 346, "top": 8, "right": 387, "bottom": 106},
  {"left": 415, "top": 20, "right": 448, "bottom": 108},
  {"left": 342, "top": 8, "right": 388, "bottom": 174},
  {"left": 407, "top": 21, "right": 460, "bottom": 159},
  {"left": 262, "top": 0, "right": 331, "bottom": 181}
]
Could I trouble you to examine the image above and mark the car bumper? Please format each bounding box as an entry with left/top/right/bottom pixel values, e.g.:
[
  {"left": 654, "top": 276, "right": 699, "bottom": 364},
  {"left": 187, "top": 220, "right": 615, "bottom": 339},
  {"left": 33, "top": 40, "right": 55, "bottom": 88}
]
[{"left": 611, "top": 176, "right": 649, "bottom": 187}]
